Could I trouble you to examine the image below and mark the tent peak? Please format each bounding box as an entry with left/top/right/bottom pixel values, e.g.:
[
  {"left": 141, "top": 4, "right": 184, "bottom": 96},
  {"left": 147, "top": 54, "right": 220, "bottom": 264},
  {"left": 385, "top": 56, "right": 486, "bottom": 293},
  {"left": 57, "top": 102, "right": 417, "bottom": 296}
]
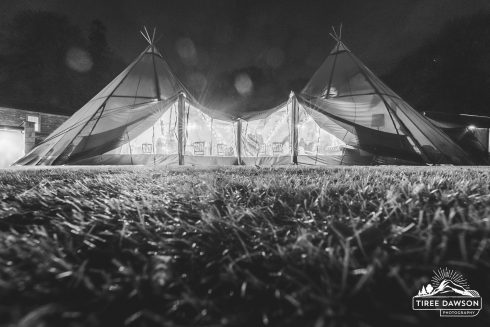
[
  {"left": 140, "top": 26, "right": 157, "bottom": 46},
  {"left": 329, "top": 24, "right": 343, "bottom": 43}
]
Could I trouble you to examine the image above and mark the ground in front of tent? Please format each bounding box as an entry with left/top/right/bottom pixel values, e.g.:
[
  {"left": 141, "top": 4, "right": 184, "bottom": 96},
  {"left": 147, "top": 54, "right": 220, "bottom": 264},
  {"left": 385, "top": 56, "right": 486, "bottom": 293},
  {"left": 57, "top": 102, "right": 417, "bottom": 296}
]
[{"left": 1, "top": 165, "right": 489, "bottom": 326}]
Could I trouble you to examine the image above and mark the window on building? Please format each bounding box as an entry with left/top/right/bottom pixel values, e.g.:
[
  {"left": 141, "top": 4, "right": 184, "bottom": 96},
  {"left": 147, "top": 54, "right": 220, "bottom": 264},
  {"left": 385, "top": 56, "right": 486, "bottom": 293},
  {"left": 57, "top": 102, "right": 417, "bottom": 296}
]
[{"left": 27, "top": 115, "right": 40, "bottom": 132}]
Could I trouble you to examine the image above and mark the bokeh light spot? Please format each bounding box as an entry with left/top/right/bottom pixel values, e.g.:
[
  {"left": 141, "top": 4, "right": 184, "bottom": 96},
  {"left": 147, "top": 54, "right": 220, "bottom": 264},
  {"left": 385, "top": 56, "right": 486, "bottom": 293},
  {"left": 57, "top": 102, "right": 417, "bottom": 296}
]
[
  {"left": 176, "top": 38, "right": 198, "bottom": 65},
  {"left": 234, "top": 73, "right": 253, "bottom": 95},
  {"left": 65, "top": 47, "right": 93, "bottom": 73}
]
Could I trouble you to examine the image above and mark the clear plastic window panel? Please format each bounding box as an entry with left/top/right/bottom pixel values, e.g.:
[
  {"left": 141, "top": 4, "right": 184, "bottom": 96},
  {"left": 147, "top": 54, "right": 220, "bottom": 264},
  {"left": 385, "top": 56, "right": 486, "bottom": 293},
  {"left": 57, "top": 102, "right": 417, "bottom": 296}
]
[
  {"left": 185, "top": 105, "right": 237, "bottom": 157},
  {"left": 241, "top": 105, "right": 291, "bottom": 157},
  {"left": 297, "top": 105, "right": 345, "bottom": 156},
  {"left": 114, "top": 103, "right": 179, "bottom": 155}
]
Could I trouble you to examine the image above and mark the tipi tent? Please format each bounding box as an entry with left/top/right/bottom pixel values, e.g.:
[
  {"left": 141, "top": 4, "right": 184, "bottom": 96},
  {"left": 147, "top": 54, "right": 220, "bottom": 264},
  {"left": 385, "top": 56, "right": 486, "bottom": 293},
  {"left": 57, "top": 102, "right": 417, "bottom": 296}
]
[
  {"left": 297, "top": 36, "right": 473, "bottom": 165},
  {"left": 15, "top": 30, "right": 238, "bottom": 166},
  {"left": 16, "top": 30, "right": 474, "bottom": 166}
]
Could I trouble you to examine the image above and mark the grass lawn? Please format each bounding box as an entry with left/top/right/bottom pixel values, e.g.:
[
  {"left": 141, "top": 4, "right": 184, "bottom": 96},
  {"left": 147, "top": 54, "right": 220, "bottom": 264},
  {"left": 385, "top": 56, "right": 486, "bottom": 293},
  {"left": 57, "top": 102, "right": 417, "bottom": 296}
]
[{"left": 0, "top": 166, "right": 489, "bottom": 326}]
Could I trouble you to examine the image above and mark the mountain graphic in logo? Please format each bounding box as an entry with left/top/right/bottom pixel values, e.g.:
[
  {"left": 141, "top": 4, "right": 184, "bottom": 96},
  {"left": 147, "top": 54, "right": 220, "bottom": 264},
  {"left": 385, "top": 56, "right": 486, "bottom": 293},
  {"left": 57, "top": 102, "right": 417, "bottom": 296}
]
[
  {"left": 412, "top": 267, "right": 482, "bottom": 317},
  {"left": 418, "top": 279, "right": 474, "bottom": 297}
]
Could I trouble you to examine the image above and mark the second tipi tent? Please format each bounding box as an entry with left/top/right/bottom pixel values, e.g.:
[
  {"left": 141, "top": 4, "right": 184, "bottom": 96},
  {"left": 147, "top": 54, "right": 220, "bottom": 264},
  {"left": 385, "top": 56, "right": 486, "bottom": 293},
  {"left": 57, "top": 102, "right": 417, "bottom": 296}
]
[{"left": 297, "top": 37, "right": 473, "bottom": 165}]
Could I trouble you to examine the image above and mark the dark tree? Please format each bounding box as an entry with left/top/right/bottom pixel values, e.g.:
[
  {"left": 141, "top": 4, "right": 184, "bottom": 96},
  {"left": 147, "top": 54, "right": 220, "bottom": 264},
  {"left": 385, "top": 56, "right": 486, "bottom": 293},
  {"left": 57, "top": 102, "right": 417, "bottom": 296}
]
[
  {"left": 0, "top": 11, "right": 124, "bottom": 115},
  {"left": 88, "top": 19, "right": 122, "bottom": 96},
  {"left": 89, "top": 19, "right": 109, "bottom": 56},
  {"left": 0, "top": 11, "right": 89, "bottom": 113}
]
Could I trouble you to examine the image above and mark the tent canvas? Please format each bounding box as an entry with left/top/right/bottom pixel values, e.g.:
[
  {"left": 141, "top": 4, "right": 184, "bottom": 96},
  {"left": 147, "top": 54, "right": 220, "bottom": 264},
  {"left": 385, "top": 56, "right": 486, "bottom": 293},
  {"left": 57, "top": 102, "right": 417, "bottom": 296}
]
[
  {"left": 298, "top": 37, "right": 473, "bottom": 165},
  {"left": 424, "top": 112, "right": 490, "bottom": 164},
  {"left": 15, "top": 31, "right": 475, "bottom": 167},
  {"left": 15, "top": 30, "right": 190, "bottom": 166}
]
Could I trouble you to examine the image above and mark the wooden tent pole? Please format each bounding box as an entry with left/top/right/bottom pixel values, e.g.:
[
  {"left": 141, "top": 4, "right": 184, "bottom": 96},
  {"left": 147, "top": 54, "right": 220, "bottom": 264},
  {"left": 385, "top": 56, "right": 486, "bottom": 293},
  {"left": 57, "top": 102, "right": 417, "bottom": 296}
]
[
  {"left": 178, "top": 92, "right": 185, "bottom": 165},
  {"left": 236, "top": 119, "right": 242, "bottom": 165},
  {"left": 290, "top": 93, "right": 298, "bottom": 164}
]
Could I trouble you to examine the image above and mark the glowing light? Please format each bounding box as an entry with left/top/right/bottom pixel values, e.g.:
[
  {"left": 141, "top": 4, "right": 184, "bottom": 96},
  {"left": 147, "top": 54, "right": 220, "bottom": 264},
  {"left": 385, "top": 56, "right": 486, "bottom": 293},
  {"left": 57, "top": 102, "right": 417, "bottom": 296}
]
[
  {"left": 65, "top": 47, "right": 93, "bottom": 73},
  {"left": 322, "top": 86, "right": 338, "bottom": 98},
  {"left": 468, "top": 125, "right": 476, "bottom": 130},
  {"left": 176, "top": 38, "right": 198, "bottom": 65},
  {"left": 234, "top": 73, "right": 253, "bottom": 95}
]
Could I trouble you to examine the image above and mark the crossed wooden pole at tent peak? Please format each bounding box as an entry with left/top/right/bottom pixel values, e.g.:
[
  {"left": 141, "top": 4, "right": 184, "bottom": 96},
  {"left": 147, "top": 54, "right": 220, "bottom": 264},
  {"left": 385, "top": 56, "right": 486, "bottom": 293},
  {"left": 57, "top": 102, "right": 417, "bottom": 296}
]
[
  {"left": 140, "top": 26, "right": 157, "bottom": 45},
  {"left": 329, "top": 24, "right": 343, "bottom": 43}
]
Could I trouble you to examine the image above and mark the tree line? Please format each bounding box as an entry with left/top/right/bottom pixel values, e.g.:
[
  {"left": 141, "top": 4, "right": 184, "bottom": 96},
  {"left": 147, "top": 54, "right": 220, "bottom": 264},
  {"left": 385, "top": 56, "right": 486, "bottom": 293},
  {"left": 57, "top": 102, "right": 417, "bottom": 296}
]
[{"left": 0, "top": 11, "right": 124, "bottom": 115}]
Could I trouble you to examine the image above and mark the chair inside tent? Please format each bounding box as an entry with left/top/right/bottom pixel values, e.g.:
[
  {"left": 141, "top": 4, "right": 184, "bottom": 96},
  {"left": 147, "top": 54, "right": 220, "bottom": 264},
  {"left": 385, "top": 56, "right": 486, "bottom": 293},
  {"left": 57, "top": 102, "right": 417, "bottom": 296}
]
[
  {"left": 182, "top": 102, "right": 238, "bottom": 165},
  {"left": 239, "top": 100, "right": 293, "bottom": 165}
]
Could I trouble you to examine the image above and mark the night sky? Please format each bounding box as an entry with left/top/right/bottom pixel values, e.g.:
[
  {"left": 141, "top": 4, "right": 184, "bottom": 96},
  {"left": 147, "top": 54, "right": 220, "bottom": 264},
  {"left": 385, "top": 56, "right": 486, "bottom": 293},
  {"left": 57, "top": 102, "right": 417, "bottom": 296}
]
[{"left": 1, "top": 0, "right": 489, "bottom": 111}]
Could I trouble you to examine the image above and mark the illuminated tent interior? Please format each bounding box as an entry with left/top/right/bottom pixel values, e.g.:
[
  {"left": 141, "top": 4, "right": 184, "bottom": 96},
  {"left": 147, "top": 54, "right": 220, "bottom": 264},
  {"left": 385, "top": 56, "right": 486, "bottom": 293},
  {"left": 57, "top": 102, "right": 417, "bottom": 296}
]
[
  {"left": 238, "top": 94, "right": 359, "bottom": 165},
  {"left": 15, "top": 29, "right": 476, "bottom": 166},
  {"left": 239, "top": 99, "right": 294, "bottom": 165}
]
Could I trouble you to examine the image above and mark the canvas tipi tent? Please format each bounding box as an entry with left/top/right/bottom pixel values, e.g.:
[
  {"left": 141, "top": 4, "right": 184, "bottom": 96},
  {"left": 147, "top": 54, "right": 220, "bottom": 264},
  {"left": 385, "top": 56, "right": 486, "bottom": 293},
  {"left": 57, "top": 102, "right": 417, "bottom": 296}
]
[
  {"left": 296, "top": 32, "right": 473, "bottom": 165},
  {"left": 15, "top": 29, "right": 238, "bottom": 166}
]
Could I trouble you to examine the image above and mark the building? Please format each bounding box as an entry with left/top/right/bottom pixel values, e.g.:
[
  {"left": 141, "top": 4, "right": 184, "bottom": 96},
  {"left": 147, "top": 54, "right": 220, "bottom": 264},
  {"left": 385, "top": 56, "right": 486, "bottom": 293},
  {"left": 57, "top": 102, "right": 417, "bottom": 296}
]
[{"left": 0, "top": 107, "right": 68, "bottom": 167}]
